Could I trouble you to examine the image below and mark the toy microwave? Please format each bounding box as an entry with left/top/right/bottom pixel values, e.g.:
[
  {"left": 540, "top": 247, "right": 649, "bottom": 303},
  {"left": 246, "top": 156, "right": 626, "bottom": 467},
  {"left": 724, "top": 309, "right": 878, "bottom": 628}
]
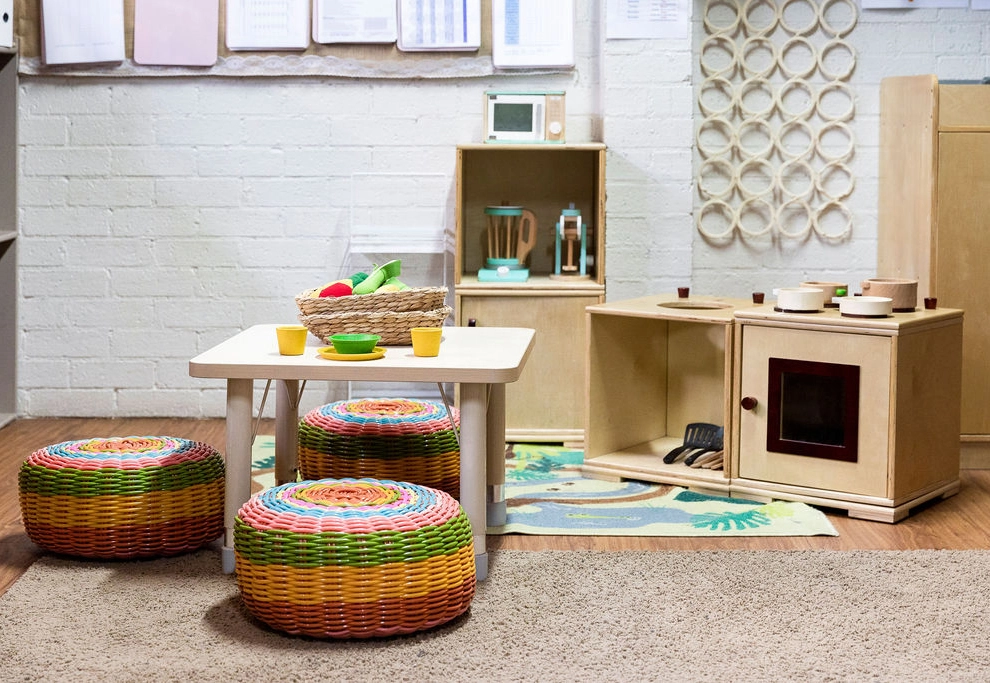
[{"left": 484, "top": 91, "right": 565, "bottom": 143}]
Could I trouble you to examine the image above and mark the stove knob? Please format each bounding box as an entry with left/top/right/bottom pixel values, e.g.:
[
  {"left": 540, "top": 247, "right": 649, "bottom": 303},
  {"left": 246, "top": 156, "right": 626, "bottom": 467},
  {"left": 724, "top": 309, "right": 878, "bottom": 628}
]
[{"left": 740, "top": 396, "right": 758, "bottom": 411}]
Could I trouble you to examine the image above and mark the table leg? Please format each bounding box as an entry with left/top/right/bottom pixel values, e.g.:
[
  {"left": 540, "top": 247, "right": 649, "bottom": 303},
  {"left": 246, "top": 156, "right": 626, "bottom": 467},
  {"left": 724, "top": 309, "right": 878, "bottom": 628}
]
[
  {"left": 275, "top": 379, "right": 300, "bottom": 485},
  {"left": 223, "top": 378, "right": 254, "bottom": 574},
  {"left": 459, "top": 382, "right": 489, "bottom": 581},
  {"left": 486, "top": 382, "right": 507, "bottom": 527}
]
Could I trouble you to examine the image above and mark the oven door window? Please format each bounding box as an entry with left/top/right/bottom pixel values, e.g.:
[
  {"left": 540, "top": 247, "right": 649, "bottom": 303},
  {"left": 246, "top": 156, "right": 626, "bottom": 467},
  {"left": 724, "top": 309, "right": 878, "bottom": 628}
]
[{"left": 767, "top": 358, "right": 860, "bottom": 462}]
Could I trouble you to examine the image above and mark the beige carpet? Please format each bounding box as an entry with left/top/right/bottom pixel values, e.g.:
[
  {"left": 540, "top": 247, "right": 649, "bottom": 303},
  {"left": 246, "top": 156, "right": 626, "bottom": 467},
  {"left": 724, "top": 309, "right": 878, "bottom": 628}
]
[{"left": 2, "top": 546, "right": 989, "bottom": 681}]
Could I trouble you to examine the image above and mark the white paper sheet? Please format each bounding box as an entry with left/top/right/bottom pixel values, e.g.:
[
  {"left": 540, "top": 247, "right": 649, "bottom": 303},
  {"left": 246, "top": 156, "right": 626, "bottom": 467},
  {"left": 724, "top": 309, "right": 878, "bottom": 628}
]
[
  {"left": 492, "top": 0, "right": 574, "bottom": 68},
  {"left": 40, "top": 0, "right": 125, "bottom": 65},
  {"left": 397, "top": 0, "right": 481, "bottom": 52},
  {"left": 861, "top": 0, "right": 966, "bottom": 7},
  {"left": 606, "top": 0, "right": 689, "bottom": 40},
  {"left": 226, "top": 0, "right": 310, "bottom": 51},
  {"left": 133, "top": 0, "right": 219, "bottom": 66},
  {"left": 313, "top": 0, "right": 396, "bottom": 44}
]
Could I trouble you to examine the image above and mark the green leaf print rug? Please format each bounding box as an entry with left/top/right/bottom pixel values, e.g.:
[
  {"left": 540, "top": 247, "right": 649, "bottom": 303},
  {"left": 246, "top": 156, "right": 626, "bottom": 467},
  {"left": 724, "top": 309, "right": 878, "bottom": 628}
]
[
  {"left": 249, "top": 437, "right": 837, "bottom": 537},
  {"left": 486, "top": 443, "right": 838, "bottom": 536}
]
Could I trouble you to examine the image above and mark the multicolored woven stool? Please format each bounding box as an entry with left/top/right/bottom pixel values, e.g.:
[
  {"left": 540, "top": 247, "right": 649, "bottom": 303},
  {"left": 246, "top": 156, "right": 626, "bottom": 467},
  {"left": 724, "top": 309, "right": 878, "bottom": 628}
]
[
  {"left": 18, "top": 436, "right": 225, "bottom": 559},
  {"left": 234, "top": 478, "right": 476, "bottom": 638},
  {"left": 297, "top": 398, "right": 460, "bottom": 497}
]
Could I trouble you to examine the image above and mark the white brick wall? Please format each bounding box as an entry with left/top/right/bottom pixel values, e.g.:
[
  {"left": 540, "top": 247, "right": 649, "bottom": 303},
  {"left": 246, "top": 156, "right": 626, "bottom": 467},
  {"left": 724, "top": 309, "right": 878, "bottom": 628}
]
[{"left": 13, "top": 1, "right": 990, "bottom": 417}]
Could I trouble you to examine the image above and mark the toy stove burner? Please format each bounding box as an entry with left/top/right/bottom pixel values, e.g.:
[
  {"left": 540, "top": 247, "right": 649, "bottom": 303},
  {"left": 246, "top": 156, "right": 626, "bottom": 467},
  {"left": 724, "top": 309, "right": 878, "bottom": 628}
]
[{"left": 773, "top": 307, "right": 824, "bottom": 314}]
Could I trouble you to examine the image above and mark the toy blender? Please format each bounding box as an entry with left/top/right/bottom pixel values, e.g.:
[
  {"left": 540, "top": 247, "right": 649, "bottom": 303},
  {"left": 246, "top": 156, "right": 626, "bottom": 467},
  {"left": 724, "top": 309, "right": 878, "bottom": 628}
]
[{"left": 478, "top": 205, "right": 537, "bottom": 282}]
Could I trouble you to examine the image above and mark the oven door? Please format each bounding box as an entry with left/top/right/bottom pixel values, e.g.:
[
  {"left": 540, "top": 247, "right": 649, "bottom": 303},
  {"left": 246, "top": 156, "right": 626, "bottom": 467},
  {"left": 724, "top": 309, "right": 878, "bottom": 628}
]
[{"left": 737, "top": 325, "right": 892, "bottom": 497}]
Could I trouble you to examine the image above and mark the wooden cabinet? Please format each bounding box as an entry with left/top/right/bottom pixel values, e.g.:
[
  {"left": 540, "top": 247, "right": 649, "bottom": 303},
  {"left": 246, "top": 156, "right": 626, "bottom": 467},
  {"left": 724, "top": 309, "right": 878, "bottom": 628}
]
[
  {"left": 455, "top": 143, "right": 606, "bottom": 443},
  {"left": 0, "top": 49, "right": 16, "bottom": 429},
  {"left": 580, "top": 294, "right": 748, "bottom": 494},
  {"left": 878, "top": 75, "right": 990, "bottom": 466},
  {"left": 581, "top": 295, "right": 963, "bottom": 523},
  {"left": 732, "top": 308, "right": 962, "bottom": 522}
]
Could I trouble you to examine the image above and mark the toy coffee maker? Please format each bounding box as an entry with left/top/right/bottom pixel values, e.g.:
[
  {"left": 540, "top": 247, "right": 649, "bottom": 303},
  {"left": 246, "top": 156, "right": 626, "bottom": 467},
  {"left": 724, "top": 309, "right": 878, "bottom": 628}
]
[
  {"left": 552, "top": 202, "right": 588, "bottom": 279},
  {"left": 478, "top": 204, "right": 537, "bottom": 282}
]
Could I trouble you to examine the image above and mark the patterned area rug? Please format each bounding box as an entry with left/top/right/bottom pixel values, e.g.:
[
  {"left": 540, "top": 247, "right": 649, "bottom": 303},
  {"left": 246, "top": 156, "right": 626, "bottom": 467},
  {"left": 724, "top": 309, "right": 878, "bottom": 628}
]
[
  {"left": 487, "top": 443, "right": 838, "bottom": 537},
  {"left": 249, "top": 438, "right": 838, "bottom": 537}
]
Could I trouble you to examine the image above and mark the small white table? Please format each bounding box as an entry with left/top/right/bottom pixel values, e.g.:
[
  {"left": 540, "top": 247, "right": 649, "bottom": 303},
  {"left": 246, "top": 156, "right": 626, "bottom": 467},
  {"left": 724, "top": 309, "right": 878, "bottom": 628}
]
[{"left": 189, "top": 324, "right": 535, "bottom": 580}]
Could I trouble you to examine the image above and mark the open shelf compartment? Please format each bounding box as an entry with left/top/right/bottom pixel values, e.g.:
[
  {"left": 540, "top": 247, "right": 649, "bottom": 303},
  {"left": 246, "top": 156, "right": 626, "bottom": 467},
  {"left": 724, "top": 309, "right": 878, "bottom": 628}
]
[{"left": 581, "top": 294, "right": 750, "bottom": 493}]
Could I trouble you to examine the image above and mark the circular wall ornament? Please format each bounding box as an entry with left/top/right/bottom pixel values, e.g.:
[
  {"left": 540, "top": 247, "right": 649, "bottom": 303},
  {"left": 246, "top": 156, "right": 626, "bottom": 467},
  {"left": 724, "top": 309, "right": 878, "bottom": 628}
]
[
  {"left": 777, "top": 198, "right": 814, "bottom": 239},
  {"left": 696, "top": 116, "right": 736, "bottom": 158},
  {"left": 816, "top": 80, "right": 855, "bottom": 121},
  {"left": 738, "top": 77, "right": 776, "bottom": 118},
  {"left": 700, "top": 34, "right": 739, "bottom": 77},
  {"left": 698, "top": 157, "right": 737, "bottom": 200},
  {"left": 816, "top": 160, "right": 855, "bottom": 200},
  {"left": 737, "top": 157, "right": 776, "bottom": 199},
  {"left": 776, "top": 157, "right": 817, "bottom": 201},
  {"left": 740, "top": 36, "right": 778, "bottom": 78},
  {"left": 778, "top": 118, "right": 816, "bottom": 159},
  {"left": 816, "top": 120, "right": 855, "bottom": 162},
  {"left": 696, "top": 0, "right": 859, "bottom": 242},
  {"left": 697, "top": 199, "right": 737, "bottom": 240},
  {"left": 778, "top": 36, "right": 818, "bottom": 79},
  {"left": 779, "top": 0, "right": 819, "bottom": 35},
  {"left": 737, "top": 196, "right": 775, "bottom": 238},
  {"left": 699, "top": 76, "right": 737, "bottom": 118},
  {"left": 819, "top": 0, "right": 858, "bottom": 37},
  {"left": 813, "top": 200, "right": 853, "bottom": 240},
  {"left": 741, "top": 0, "right": 779, "bottom": 35},
  {"left": 776, "top": 77, "right": 816, "bottom": 119},
  {"left": 703, "top": 0, "right": 741, "bottom": 35},
  {"left": 818, "top": 38, "right": 856, "bottom": 81},
  {"left": 736, "top": 117, "right": 776, "bottom": 159}
]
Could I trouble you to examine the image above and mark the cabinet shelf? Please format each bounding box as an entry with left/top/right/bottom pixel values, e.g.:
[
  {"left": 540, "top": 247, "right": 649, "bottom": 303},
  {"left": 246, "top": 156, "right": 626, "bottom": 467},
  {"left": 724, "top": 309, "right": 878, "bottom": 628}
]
[
  {"left": 582, "top": 294, "right": 748, "bottom": 484},
  {"left": 455, "top": 143, "right": 605, "bottom": 286},
  {"left": 457, "top": 275, "right": 604, "bottom": 293},
  {"left": 454, "top": 142, "right": 606, "bottom": 442},
  {"left": 580, "top": 437, "right": 731, "bottom": 494}
]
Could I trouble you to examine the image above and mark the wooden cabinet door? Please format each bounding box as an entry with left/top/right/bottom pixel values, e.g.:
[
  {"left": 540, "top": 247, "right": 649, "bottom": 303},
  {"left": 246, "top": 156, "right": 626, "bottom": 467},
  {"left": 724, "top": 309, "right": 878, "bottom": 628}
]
[
  {"left": 936, "top": 132, "right": 990, "bottom": 435},
  {"left": 737, "top": 325, "right": 892, "bottom": 497},
  {"left": 458, "top": 292, "right": 601, "bottom": 442}
]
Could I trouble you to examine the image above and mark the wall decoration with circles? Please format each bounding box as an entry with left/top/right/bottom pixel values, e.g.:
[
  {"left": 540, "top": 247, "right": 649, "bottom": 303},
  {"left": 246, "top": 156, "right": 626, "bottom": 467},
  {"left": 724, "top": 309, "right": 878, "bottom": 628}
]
[{"left": 696, "top": 0, "right": 858, "bottom": 242}]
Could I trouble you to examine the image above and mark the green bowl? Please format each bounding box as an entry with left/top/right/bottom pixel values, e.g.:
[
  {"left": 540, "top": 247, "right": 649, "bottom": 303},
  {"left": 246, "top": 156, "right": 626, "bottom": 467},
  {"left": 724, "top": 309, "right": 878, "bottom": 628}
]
[{"left": 328, "top": 333, "right": 381, "bottom": 354}]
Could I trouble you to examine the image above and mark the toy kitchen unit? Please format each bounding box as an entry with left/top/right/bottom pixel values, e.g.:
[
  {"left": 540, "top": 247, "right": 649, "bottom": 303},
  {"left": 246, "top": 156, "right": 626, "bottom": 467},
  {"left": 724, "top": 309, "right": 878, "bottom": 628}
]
[{"left": 583, "top": 292, "right": 964, "bottom": 523}]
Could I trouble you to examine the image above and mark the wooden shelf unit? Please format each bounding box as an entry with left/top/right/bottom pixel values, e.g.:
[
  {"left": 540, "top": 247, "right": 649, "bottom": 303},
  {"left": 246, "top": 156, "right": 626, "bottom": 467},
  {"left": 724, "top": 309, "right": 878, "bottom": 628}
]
[
  {"left": 878, "top": 75, "right": 990, "bottom": 467},
  {"left": 0, "top": 48, "right": 16, "bottom": 429},
  {"left": 454, "top": 143, "right": 606, "bottom": 444},
  {"left": 731, "top": 307, "right": 962, "bottom": 523},
  {"left": 582, "top": 295, "right": 964, "bottom": 523},
  {"left": 581, "top": 294, "right": 750, "bottom": 494}
]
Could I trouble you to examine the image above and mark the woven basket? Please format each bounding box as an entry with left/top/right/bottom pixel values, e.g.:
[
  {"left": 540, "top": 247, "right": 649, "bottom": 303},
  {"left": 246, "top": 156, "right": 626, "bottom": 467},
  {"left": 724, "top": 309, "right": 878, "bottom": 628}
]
[
  {"left": 297, "top": 398, "right": 460, "bottom": 497},
  {"left": 18, "top": 436, "right": 225, "bottom": 559},
  {"left": 295, "top": 286, "right": 448, "bottom": 316},
  {"left": 298, "top": 306, "right": 452, "bottom": 345},
  {"left": 234, "top": 478, "right": 476, "bottom": 639}
]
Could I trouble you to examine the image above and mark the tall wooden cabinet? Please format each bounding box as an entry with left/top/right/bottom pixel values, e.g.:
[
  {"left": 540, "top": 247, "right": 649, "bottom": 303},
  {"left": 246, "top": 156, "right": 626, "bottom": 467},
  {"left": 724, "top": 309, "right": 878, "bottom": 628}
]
[
  {"left": 454, "top": 143, "right": 606, "bottom": 444},
  {"left": 0, "top": 48, "right": 16, "bottom": 429},
  {"left": 878, "top": 75, "right": 990, "bottom": 465}
]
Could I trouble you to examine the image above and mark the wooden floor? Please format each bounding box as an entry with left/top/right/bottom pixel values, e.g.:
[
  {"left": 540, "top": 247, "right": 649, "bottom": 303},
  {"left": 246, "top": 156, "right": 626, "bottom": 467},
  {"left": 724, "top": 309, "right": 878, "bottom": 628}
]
[{"left": 4, "top": 417, "right": 990, "bottom": 597}]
